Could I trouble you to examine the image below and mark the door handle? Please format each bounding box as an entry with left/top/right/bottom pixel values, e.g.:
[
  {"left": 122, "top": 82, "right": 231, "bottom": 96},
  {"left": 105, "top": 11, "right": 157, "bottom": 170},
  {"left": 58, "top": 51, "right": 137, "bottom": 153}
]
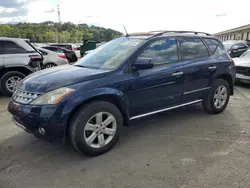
[
  {"left": 172, "top": 71, "right": 183, "bottom": 76},
  {"left": 208, "top": 66, "right": 217, "bottom": 70}
]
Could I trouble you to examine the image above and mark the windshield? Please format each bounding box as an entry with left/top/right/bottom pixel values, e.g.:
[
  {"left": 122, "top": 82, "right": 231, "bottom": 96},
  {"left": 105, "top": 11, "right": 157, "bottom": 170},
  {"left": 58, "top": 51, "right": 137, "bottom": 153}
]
[
  {"left": 240, "top": 51, "right": 250, "bottom": 59},
  {"left": 74, "top": 37, "right": 144, "bottom": 70}
]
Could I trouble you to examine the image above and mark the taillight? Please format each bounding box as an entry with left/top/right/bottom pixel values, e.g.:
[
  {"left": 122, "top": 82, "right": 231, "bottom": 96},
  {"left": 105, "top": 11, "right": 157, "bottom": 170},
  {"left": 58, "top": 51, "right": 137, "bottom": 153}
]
[
  {"left": 59, "top": 54, "right": 66, "bottom": 59},
  {"left": 29, "top": 54, "right": 41, "bottom": 59}
]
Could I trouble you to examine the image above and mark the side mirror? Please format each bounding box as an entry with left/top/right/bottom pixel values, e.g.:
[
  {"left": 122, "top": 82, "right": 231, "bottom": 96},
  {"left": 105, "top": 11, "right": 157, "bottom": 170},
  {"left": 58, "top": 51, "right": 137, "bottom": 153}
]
[{"left": 134, "top": 57, "right": 153, "bottom": 70}]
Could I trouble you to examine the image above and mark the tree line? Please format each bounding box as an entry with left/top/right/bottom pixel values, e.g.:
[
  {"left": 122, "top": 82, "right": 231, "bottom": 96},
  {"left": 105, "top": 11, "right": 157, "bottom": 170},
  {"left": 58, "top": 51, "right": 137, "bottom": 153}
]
[{"left": 0, "top": 21, "right": 122, "bottom": 43}]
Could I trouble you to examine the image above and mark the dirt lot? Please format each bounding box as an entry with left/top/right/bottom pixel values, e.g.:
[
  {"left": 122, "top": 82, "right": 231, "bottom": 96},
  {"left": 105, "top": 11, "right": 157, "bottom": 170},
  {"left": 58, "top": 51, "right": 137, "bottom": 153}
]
[{"left": 0, "top": 85, "right": 250, "bottom": 188}]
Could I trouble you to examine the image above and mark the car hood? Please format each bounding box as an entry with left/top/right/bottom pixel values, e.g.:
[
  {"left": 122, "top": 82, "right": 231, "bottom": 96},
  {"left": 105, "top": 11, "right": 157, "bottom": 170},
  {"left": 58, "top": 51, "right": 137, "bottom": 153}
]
[
  {"left": 233, "top": 58, "right": 250, "bottom": 68},
  {"left": 19, "top": 65, "right": 109, "bottom": 93}
]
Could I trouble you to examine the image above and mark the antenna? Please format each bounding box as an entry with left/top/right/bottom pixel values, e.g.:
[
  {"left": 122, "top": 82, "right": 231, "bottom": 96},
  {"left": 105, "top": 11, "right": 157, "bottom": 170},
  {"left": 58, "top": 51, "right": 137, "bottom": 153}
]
[{"left": 123, "top": 25, "right": 129, "bottom": 37}]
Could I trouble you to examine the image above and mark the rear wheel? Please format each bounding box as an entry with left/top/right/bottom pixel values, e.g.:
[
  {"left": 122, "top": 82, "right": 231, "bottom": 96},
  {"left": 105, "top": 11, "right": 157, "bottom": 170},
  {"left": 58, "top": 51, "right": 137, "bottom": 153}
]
[
  {"left": 69, "top": 101, "right": 123, "bottom": 156},
  {"left": 0, "top": 71, "right": 26, "bottom": 97},
  {"left": 202, "top": 79, "right": 230, "bottom": 114}
]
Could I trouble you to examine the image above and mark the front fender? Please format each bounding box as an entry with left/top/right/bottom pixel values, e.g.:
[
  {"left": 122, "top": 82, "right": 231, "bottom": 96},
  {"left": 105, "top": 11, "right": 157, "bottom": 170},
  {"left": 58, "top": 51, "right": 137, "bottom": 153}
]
[{"left": 62, "top": 87, "right": 129, "bottom": 120}]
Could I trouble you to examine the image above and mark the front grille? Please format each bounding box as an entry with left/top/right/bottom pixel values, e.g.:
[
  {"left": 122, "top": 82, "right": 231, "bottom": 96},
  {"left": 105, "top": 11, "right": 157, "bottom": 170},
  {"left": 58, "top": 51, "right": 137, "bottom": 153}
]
[
  {"left": 13, "top": 90, "right": 42, "bottom": 104},
  {"left": 236, "top": 66, "right": 250, "bottom": 76}
]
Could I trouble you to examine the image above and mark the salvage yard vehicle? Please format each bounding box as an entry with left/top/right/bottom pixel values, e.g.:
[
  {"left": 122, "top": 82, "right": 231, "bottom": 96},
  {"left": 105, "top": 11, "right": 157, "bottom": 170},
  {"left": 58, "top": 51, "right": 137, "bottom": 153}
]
[
  {"left": 8, "top": 31, "right": 235, "bottom": 156},
  {"left": 0, "top": 37, "right": 43, "bottom": 96},
  {"left": 42, "top": 46, "right": 78, "bottom": 63},
  {"left": 37, "top": 47, "right": 69, "bottom": 68},
  {"left": 49, "top": 43, "right": 80, "bottom": 59},
  {"left": 223, "top": 40, "right": 249, "bottom": 58},
  {"left": 234, "top": 49, "right": 250, "bottom": 84}
]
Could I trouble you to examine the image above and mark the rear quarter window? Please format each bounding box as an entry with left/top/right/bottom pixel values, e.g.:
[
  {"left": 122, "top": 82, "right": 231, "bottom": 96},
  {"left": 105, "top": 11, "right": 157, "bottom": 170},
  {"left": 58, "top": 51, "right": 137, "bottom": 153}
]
[
  {"left": 233, "top": 42, "right": 248, "bottom": 49},
  {"left": 179, "top": 37, "right": 209, "bottom": 60},
  {"left": 203, "top": 38, "right": 225, "bottom": 55}
]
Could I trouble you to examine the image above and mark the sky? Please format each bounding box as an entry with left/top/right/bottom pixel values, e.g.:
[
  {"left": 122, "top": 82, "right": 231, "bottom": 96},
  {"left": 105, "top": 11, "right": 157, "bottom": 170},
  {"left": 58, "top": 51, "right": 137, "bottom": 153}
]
[{"left": 0, "top": 0, "right": 250, "bottom": 34}]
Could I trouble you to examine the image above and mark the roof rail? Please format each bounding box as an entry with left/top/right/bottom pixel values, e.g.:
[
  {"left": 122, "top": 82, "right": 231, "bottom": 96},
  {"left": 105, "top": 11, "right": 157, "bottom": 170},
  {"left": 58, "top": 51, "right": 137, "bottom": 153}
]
[
  {"left": 150, "top": 30, "right": 212, "bottom": 38},
  {"left": 122, "top": 31, "right": 212, "bottom": 38}
]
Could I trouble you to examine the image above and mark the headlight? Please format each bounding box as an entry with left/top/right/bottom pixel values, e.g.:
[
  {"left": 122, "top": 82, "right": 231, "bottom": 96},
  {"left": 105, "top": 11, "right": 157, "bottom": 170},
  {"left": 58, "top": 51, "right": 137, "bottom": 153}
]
[{"left": 31, "top": 87, "right": 75, "bottom": 105}]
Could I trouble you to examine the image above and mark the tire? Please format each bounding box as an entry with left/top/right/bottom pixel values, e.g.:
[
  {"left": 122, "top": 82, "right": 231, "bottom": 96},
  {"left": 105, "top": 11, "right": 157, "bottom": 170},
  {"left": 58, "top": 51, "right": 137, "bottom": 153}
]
[
  {"left": 44, "top": 63, "right": 57, "bottom": 69},
  {"left": 202, "top": 79, "right": 230, "bottom": 114},
  {"left": 69, "top": 101, "right": 123, "bottom": 156},
  {"left": 0, "top": 71, "right": 26, "bottom": 97}
]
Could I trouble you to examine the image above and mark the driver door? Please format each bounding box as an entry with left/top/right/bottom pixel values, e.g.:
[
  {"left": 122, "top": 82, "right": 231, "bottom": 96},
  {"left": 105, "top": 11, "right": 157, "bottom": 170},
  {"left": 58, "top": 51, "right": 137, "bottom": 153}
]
[{"left": 128, "top": 38, "right": 184, "bottom": 117}]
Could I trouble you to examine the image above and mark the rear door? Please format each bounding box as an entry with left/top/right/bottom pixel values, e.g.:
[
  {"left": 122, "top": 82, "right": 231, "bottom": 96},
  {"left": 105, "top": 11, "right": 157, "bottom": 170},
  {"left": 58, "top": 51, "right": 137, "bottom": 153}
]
[
  {"left": 129, "top": 37, "right": 184, "bottom": 116},
  {"left": 179, "top": 36, "right": 216, "bottom": 102}
]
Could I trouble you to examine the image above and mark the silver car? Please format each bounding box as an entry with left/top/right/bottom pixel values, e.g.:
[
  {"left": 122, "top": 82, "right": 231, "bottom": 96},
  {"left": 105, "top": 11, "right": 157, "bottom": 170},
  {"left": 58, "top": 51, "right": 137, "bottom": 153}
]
[
  {"left": 233, "top": 49, "right": 250, "bottom": 84},
  {"left": 0, "top": 37, "right": 42, "bottom": 96},
  {"left": 37, "top": 47, "right": 69, "bottom": 68}
]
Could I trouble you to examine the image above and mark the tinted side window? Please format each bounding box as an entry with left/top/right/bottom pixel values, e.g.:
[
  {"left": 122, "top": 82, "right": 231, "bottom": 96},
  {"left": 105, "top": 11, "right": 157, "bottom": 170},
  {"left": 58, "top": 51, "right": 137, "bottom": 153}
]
[
  {"left": 55, "top": 45, "right": 71, "bottom": 50},
  {"left": 39, "top": 50, "right": 48, "bottom": 55},
  {"left": 0, "top": 41, "right": 5, "bottom": 54},
  {"left": 179, "top": 37, "right": 209, "bottom": 60},
  {"left": 44, "top": 47, "right": 61, "bottom": 53},
  {"left": 233, "top": 42, "right": 248, "bottom": 49},
  {"left": 55, "top": 48, "right": 63, "bottom": 53},
  {"left": 0, "top": 41, "right": 26, "bottom": 54},
  {"left": 138, "top": 38, "right": 178, "bottom": 65},
  {"left": 203, "top": 38, "right": 225, "bottom": 55}
]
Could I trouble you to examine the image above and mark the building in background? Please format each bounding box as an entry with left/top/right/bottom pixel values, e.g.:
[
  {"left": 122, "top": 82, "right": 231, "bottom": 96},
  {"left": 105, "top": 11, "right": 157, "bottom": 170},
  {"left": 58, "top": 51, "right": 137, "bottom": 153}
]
[{"left": 214, "top": 24, "right": 250, "bottom": 41}]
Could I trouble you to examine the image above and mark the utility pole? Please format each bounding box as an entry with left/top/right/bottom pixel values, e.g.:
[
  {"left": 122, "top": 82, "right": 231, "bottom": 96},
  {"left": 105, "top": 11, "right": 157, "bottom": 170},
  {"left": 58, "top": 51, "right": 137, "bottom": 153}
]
[{"left": 56, "top": 5, "right": 60, "bottom": 43}]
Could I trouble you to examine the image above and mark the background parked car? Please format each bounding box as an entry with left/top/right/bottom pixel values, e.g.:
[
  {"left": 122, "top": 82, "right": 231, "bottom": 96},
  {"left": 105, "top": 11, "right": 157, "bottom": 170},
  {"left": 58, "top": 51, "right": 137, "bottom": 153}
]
[
  {"left": 37, "top": 47, "right": 69, "bottom": 68},
  {"left": 233, "top": 49, "right": 250, "bottom": 84},
  {"left": 245, "top": 39, "right": 250, "bottom": 47},
  {"left": 49, "top": 43, "right": 80, "bottom": 59},
  {"left": 0, "top": 37, "right": 43, "bottom": 96},
  {"left": 42, "top": 46, "right": 77, "bottom": 63},
  {"left": 223, "top": 40, "right": 249, "bottom": 58}
]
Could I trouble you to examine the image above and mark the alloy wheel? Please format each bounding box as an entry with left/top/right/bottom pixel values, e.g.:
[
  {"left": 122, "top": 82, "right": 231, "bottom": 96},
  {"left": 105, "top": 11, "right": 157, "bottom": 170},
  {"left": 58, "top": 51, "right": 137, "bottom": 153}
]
[
  {"left": 45, "top": 64, "right": 56, "bottom": 68},
  {"left": 6, "top": 76, "right": 22, "bottom": 93},
  {"left": 83, "top": 112, "right": 117, "bottom": 148},
  {"left": 213, "top": 85, "right": 228, "bottom": 109}
]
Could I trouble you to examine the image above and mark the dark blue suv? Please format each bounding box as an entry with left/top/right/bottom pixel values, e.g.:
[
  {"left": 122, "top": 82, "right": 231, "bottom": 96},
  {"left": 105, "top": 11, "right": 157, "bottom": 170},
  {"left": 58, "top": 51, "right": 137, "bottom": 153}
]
[{"left": 8, "top": 31, "right": 235, "bottom": 156}]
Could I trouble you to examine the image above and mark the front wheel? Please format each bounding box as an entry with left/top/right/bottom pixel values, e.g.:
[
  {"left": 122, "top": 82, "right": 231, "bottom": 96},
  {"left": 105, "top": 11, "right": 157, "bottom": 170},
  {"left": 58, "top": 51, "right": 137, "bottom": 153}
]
[
  {"left": 202, "top": 79, "right": 230, "bottom": 114},
  {"left": 0, "top": 71, "right": 26, "bottom": 97},
  {"left": 69, "top": 101, "right": 123, "bottom": 156}
]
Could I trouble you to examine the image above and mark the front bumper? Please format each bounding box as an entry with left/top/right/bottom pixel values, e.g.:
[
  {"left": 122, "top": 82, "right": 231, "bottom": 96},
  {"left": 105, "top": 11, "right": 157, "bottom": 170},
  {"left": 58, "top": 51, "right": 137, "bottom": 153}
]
[
  {"left": 236, "top": 73, "right": 250, "bottom": 84},
  {"left": 8, "top": 100, "right": 68, "bottom": 141}
]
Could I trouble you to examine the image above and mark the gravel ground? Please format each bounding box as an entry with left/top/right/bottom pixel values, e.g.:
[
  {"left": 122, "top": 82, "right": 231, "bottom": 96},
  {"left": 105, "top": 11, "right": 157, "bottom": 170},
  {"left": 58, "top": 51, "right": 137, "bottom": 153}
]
[{"left": 0, "top": 84, "right": 250, "bottom": 188}]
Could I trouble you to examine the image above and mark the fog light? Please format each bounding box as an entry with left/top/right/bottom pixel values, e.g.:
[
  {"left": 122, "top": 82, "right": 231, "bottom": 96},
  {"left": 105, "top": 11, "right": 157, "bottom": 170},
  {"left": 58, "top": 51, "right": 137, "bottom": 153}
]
[{"left": 38, "top": 127, "right": 46, "bottom": 135}]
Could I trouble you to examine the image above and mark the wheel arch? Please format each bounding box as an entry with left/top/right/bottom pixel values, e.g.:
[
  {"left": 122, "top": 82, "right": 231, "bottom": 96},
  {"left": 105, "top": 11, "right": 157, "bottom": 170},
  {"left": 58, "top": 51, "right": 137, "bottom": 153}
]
[
  {"left": 215, "top": 74, "right": 234, "bottom": 95},
  {"left": 0, "top": 66, "right": 33, "bottom": 79},
  {"left": 63, "top": 91, "right": 130, "bottom": 142}
]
